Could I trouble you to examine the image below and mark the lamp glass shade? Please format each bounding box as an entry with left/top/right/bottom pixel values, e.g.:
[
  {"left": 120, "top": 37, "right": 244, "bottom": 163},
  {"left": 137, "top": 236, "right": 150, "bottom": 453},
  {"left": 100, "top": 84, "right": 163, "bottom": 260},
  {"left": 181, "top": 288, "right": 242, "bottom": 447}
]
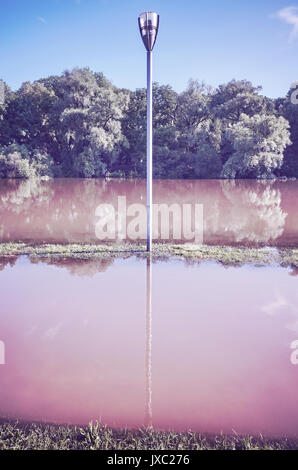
[{"left": 138, "top": 12, "right": 159, "bottom": 51}]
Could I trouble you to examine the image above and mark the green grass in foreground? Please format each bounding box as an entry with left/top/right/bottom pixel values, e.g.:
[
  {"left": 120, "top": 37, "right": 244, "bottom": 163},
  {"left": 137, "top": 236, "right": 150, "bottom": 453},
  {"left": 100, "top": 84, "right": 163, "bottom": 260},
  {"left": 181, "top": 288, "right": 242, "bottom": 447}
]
[{"left": 0, "top": 421, "right": 297, "bottom": 450}]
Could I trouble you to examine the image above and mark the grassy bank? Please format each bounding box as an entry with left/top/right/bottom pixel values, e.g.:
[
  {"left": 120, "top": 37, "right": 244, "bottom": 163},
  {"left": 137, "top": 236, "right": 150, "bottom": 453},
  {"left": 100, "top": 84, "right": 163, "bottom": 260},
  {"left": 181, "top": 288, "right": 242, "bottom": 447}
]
[
  {"left": 0, "top": 242, "right": 297, "bottom": 268},
  {"left": 0, "top": 420, "right": 297, "bottom": 450}
]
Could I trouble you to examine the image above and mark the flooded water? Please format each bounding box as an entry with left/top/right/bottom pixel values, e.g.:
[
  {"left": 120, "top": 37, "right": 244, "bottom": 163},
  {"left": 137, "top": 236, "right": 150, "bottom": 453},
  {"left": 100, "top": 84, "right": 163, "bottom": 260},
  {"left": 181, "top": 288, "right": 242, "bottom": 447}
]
[
  {"left": 0, "top": 255, "right": 298, "bottom": 437},
  {"left": 0, "top": 178, "right": 298, "bottom": 437},
  {"left": 0, "top": 178, "right": 297, "bottom": 246}
]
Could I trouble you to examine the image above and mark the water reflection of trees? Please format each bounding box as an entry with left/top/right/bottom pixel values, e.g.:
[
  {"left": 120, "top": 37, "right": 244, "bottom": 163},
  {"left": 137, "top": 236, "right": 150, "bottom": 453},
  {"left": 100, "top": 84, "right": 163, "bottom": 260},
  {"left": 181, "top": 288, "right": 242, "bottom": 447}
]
[
  {"left": 220, "top": 180, "right": 287, "bottom": 244},
  {"left": 0, "top": 252, "right": 297, "bottom": 278},
  {"left": 0, "top": 179, "right": 53, "bottom": 212},
  {"left": 0, "top": 254, "right": 115, "bottom": 277},
  {"left": 0, "top": 178, "right": 296, "bottom": 246},
  {"left": 0, "top": 257, "right": 18, "bottom": 271},
  {"left": 289, "top": 267, "right": 298, "bottom": 277},
  {"left": 30, "top": 257, "right": 115, "bottom": 277}
]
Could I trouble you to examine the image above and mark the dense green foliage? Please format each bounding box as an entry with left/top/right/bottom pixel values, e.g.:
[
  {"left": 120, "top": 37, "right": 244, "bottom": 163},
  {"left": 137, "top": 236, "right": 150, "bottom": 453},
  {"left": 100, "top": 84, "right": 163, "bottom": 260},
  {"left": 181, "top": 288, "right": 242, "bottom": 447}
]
[
  {"left": 0, "top": 69, "right": 296, "bottom": 179},
  {"left": 0, "top": 420, "right": 296, "bottom": 450}
]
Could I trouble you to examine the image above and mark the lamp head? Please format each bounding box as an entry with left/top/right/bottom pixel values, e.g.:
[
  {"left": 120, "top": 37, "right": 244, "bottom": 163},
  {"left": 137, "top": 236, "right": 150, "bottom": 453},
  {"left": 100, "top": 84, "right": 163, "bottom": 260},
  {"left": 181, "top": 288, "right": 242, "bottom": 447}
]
[{"left": 138, "top": 12, "right": 159, "bottom": 52}]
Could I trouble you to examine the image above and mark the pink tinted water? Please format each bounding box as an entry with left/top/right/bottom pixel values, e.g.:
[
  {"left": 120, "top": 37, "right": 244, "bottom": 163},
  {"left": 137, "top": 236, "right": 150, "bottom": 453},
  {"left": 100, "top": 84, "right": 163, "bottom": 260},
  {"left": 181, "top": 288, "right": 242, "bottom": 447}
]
[
  {"left": 0, "top": 256, "right": 298, "bottom": 437},
  {"left": 0, "top": 178, "right": 297, "bottom": 246}
]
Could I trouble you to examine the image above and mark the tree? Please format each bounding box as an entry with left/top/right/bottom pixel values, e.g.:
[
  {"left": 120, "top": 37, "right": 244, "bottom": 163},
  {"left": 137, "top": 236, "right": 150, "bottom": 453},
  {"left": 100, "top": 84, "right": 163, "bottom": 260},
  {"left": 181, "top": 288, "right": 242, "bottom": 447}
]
[
  {"left": 153, "top": 147, "right": 193, "bottom": 178},
  {"left": 0, "top": 69, "right": 294, "bottom": 179},
  {"left": 211, "top": 79, "right": 271, "bottom": 122},
  {"left": 0, "top": 81, "right": 16, "bottom": 146},
  {"left": 176, "top": 80, "right": 211, "bottom": 131},
  {"left": 120, "top": 83, "right": 178, "bottom": 177},
  {"left": 278, "top": 88, "right": 298, "bottom": 177},
  {"left": 194, "top": 143, "right": 222, "bottom": 178},
  {"left": 222, "top": 113, "right": 291, "bottom": 178},
  {"left": 1, "top": 82, "right": 56, "bottom": 150},
  {"left": 0, "top": 144, "right": 54, "bottom": 178},
  {"left": 42, "top": 68, "right": 129, "bottom": 176}
]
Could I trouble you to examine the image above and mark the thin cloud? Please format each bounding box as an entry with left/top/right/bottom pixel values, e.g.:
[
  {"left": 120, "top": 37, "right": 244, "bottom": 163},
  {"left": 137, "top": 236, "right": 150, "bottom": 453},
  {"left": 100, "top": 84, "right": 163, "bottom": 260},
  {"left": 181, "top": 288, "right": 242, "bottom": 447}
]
[
  {"left": 261, "top": 296, "right": 289, "bottom": 316},
  {"left": 44, "top": 322, "right": 63, "bottom": 339},
  {"left": 37, "top": 16, "right": 47, "bottom": 24},
  {"left": 261, "top": 293, "right": 298, "bottom": 332},
  {"left": 275, "top": 6, "right": 298, "bottom": 41}
]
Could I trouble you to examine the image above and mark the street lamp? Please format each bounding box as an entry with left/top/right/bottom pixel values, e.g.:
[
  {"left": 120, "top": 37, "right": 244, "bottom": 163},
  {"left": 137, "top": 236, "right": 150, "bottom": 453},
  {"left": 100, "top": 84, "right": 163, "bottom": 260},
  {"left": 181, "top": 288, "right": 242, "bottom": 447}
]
[{"left": 138, "top": 12, "right": 160, "bottom": 252}]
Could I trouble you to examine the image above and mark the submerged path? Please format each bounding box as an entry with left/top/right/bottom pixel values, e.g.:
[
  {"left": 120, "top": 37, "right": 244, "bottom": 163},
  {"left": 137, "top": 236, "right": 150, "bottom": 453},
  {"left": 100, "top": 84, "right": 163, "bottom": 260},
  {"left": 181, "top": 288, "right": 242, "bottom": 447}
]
[{"left": 0, "top": 242, "right": 297, "bottom": 268}]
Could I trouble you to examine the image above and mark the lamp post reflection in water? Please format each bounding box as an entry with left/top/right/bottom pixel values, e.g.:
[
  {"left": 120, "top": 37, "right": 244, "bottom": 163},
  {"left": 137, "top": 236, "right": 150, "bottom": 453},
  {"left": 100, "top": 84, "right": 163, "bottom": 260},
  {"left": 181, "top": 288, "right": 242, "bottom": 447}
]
[{"left": 145, "top": 256, "right": 152, "bottom": 426}]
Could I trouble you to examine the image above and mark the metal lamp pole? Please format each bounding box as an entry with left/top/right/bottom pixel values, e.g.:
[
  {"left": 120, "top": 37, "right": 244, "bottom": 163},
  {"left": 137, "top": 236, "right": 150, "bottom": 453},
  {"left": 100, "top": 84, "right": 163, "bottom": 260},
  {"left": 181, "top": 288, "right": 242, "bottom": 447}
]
[
  {"left": 146, "top": 49, "right": 152, "bottom": 252},
  {"left": 138, "top": 12, "right": 160, "bottom": 252}
]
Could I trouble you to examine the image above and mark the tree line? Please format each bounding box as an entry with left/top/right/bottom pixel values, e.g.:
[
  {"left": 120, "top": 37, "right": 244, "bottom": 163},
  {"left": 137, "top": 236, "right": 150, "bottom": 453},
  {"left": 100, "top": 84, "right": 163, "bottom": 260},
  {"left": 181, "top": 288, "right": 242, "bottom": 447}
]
[{"left": 0, "top": 67, "right": 297, "bottom": 179}]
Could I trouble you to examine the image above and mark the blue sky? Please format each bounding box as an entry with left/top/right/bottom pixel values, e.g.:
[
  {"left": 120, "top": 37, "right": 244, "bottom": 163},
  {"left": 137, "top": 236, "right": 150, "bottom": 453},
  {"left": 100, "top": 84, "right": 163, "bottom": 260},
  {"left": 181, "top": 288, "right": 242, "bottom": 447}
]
[{"left": 0, "top": 0, "right": 297, "bottom": 97}]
